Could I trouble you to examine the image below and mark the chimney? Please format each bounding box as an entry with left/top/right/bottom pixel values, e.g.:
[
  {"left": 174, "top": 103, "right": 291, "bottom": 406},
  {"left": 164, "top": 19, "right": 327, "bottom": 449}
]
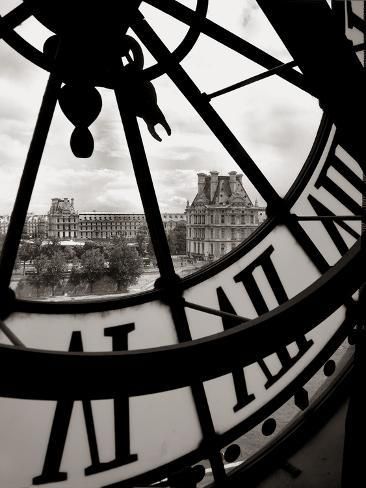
[
  {"left": 210, "top": 171, "right": 219, "bottom": 201},
  {"left": 50, "top": 198, "right": 59, "bottom": 213},
  {"left": 71, "top": 198, "right": 74, "bottom": 208},
  {"left": 229, "top": 171, "right": 237, "bottom": 193},
  {"left": 236, "top": 174, "right": 243, "bottom": 185},
  {"left": 197, "top": 173, "right": 206, "bottom": 193}
]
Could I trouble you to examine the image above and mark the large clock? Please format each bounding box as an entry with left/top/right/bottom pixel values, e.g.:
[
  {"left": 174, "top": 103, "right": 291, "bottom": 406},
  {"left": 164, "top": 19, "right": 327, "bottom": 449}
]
[{"left": 0, "top": 1, "right": 364, "bottom": 487}]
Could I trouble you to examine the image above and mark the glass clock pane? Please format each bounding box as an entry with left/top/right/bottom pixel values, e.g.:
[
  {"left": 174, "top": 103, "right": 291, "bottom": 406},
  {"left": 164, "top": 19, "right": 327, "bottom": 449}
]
[
  {"left": 202, "top": 306, "right": 346, "bottom": 433},
  {"left": 0, "top": 387, "right": 202, "bottom": 488},
  {"left": 9, "top": 86, "right": 164, "bottom": 301}
]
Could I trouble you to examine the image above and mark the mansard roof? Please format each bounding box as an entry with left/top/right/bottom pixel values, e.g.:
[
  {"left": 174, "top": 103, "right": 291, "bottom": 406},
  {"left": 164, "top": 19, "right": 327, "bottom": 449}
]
[
  {"left": 191, "top": 174, "right": 253, "bottom": 207},
  {"left": 50, "top": 198, "right": 76, "bottom": 215},
  {"left": 193, "top": 191, "right": 210, "bottom": 206}
]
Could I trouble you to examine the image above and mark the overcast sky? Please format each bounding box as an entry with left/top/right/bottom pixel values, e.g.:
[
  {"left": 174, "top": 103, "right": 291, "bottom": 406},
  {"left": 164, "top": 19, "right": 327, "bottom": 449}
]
[{"left": 0, "top": 0, "right": 321, "bottom": 215}]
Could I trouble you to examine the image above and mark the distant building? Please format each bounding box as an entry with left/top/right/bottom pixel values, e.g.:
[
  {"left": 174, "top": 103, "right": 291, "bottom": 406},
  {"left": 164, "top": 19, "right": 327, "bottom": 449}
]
[
  {"left": 162, "top": 213, "right": 186, "bottom": 233},
  {"left": 78, "top": 212, "right": 146, "bottom": 240},
  {"left": 1, "top": 214, "right": 48, "bottom": 239},
  {"left": 48, "top": 198, "right": 78, "bottom": 239},
  {"left": 47, "top": 198, "right": 186, "bottom": 240},
  {"left": 25, "top": 214, "right": 48, "bottom": 238},
  {"left": 0, "top": 215, "right": 10, "bottom": 236},
  {"left": 186, "top": 171, "right": 266, "bottom": 260}
]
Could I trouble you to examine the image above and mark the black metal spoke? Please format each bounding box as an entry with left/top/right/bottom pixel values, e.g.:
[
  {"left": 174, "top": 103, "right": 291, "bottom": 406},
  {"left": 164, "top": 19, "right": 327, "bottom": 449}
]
[
  {"left": 0, "top": 3, "right": 33, "bottom": 39},
  {"left": 0, "top": 320, "right": 24, "bottom": 347},
  {"left": 144, "top": 0, "right": 315, "bottom": 96},
  {"left": 256, "top": 0, "right": 365, "bottom": 166},
  {"left": 114, "top": 90, "right": 176, "bottom": 280},
  {"left": 114, "top": 92, "right": 226, "bottom": 484},
  {"left": 132, "top": 15, "right": 358, "bottom": 280},
  {"left": 0, "top": 73, "right": 61, "bottom": 297},
  {"left": 205, "top": 60, "right": 297, "bottom": 101},
  {"left": 132, "top": 15, "right": 281, "bottom": 207},
  {"left": 296, "top": 215, "right": 362, "bottom": 222},
  {"left": 141, "top": 0, "right": 209, "bottom": 80},
  {"left": 354, "top": 42, "right": 366, "bottom": 53},
  {"left": 184, "top": 299, "right": 249, "bottom": 323},
  {"left": 132, "top": 16, "right": 355, "bottom": 277}
]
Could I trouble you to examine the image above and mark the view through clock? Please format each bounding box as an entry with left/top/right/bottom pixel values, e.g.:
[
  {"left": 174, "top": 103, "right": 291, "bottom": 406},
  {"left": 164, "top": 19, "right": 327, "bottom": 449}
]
[{"left": 0, "top": 1, "right": 364, "bottom": 487}]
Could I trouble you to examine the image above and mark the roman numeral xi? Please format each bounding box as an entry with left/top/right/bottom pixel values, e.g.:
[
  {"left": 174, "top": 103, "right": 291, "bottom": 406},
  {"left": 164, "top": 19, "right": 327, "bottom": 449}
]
[{"left": 33, "top": 324, "right": 137, "bottom": 485}]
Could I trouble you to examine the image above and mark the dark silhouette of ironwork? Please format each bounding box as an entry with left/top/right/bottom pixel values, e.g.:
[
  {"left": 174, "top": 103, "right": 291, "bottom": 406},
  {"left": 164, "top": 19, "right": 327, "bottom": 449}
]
[{"left": 0, "top": 1, "right": 364, "bottom": 486}]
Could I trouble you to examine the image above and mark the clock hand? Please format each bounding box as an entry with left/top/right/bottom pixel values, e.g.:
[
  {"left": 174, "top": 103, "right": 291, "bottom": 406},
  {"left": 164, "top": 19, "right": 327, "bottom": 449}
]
[
  {"left": 130, "top": 79, "right": 171, "bottom": 142},
  {"left": 120, "top": 36, "right": 172, "bottom": 142}
]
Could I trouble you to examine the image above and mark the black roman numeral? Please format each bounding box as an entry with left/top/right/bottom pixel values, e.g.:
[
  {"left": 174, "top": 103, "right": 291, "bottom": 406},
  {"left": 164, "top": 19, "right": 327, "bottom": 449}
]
[
  {"left": 307, "top": 194, "right": 360, "bottom": 256},
  {"left": 314, "top": 145, "right": 364, "bottom": 217},
  {"left": 217, "top": 287, "right": 255, "bottom": 412},
  {"left": 33, "top": 324, "right": 137, "bottom": 485},
  {"left": 233, "top": 246, "right": 313, "bottom": 390},
  {"left": 305, "top": 143, "right": 363, "bottom": 260},
  {"left": 346, "top": 3, "right": 366, "bottom": 35}
]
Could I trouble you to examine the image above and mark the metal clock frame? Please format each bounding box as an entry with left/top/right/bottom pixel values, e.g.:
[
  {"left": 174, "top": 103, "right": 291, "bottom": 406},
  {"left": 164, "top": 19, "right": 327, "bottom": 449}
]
[{"left": 0, "top": 1, "right": 364, "bottom": 487}]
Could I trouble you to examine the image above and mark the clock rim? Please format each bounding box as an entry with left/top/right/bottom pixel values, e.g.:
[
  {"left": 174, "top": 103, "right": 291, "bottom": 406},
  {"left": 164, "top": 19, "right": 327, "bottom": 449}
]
[
  {"left": 1, "top": 235, "right": 362, "bottom": 400},
  {"left": 0, "top": 309, "right": 354, "bottom": 487},
  {"left": 0, "top": 3, "right": 362, "bottom": 487},
  {"left": 0, "top": 243, "right": 358, "bottom": 485},
  {"left": 86, "top": 352, "right": 354, "bottom": 488}
]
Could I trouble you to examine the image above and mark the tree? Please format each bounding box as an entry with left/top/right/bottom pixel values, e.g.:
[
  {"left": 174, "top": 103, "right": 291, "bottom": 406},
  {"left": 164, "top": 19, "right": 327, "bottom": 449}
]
[
  {"left": 146, "top": 236, "right": 156, "bottom": 262},
  {"left": 80, "top": 248, "right": 106, "bottom": 293},
  {"left": 107, "top": 238, "right": 143, "bottom": 292},
  {"left": 63, "top": 246, "right": 76, "bottom": 262},
  {"left": 167, "top": 221, "right": 187, "bottom": 255},
  {"left": 26, "top": 251, "right": 66, "bottom": 297},
  {"left": 18, "top": 242, "right": 35, "bottom": 275},
  {"left": 27, "top": 254, "right": 48, "bottom": 297},
  {"left": 136, "top": 225, "right": 148, "bottom": 257},
  {"left": 42, "top": 235, "right": 61, "bottom": 257},
  {"left": 32, "top": 238, "right": 43, "bottom": 259},
  {"left": 42, "top": 251, "right": 67, "bottom": 296},
  {"left": 68, "top": 257, "right": 82, "bottom": 292},
  {"left": 76, "top": 240, "right": 106, "bottom": 259}
]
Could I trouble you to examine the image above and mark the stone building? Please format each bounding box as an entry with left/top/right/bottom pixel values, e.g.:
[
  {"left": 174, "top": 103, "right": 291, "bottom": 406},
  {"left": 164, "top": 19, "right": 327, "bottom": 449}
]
[
  {"left": 25, "top": 214, "right": 49, "bottom": 238},
  {"left": 1, "top": 214, "right": 48, "bottom": 239},
  {"left": 0, "top": 215, "right": 10, "bottom": 236},
  {"left": 78, "top": 212, "right": 146, "bottom": 240},
  {"left": 186, "top": 171, "right": 266, "bottom": 260},
  {"left": 47, "top": 198, "right": 186, "bottom": 240},
  {"left": 162, "top": 213, "right": 186, "bottom": 233},
  {"left": 48, "top": 198, "right": 79, "bottom": 239}
]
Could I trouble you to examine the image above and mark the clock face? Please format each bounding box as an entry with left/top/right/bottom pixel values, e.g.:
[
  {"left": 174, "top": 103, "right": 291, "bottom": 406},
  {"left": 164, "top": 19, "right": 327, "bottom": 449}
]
[{"left": 0, "top": 1, "right": 364, "bottom": 487}]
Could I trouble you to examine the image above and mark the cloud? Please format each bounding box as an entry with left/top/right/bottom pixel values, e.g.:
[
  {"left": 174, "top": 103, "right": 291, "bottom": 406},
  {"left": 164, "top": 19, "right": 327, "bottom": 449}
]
[
  {"left": 0, "top": 1, "right": 321, "bottom": 217},
  {"left": 0, "top": 132, "right": 26, "bottom": 161},
  {"left": 241, "top": 0, "right": 260, "bottom": 28}
]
